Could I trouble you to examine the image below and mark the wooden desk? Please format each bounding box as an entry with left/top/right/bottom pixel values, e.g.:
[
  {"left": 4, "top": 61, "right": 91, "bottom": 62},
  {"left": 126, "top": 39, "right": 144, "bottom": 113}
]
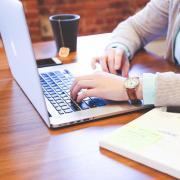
[{"left": 0, "top": 34, "right": 179, "bottom": 180}]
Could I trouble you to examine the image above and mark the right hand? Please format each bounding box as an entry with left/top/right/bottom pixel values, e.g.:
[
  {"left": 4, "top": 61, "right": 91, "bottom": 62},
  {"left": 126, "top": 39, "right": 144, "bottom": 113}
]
[
  {"left": 70, "top": 71, "right": 129, "bottom": 102},
  {"left": 91, "top": 47, "right": 130, "bottom": 77}
]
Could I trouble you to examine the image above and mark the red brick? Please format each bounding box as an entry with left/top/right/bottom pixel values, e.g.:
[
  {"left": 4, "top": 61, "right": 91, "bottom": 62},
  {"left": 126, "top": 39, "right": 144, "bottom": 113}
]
[{"left": 21, "top": 0, "right": 149, "bottom": 42}]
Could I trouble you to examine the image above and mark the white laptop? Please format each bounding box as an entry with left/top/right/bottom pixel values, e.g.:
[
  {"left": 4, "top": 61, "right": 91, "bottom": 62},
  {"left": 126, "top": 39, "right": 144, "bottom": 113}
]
[{"left": 0, "top": 0, "right": 150, "bottom": 129}]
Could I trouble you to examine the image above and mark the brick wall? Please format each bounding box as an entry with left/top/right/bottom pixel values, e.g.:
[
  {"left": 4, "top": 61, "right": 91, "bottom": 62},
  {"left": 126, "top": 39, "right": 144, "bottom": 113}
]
[
  {"left": 21, "top": 0, "right": 149, "bottom": 42},
  {"left": 22, "top": 0, "right": 42, "bottom": 42}
]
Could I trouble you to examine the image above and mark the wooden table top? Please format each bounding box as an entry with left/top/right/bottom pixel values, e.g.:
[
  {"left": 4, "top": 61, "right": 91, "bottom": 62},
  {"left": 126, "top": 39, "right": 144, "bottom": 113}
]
[{"left": 0, "top": 34, "right": 179, "bottom": 180}]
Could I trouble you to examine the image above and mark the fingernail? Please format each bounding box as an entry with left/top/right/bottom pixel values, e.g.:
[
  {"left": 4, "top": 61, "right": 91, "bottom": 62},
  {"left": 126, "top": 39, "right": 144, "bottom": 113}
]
[{"left": 114, "top": 65, "right": 119, "bottom": 70}]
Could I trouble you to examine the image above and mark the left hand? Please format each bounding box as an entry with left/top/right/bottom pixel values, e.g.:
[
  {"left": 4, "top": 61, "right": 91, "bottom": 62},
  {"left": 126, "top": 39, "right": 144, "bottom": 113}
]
[
  {"left": 91, "top": 47, "right": 130, "bottom": 77},
  {"left": 70, "top": 71, "right": 129, "bottom": 102}
]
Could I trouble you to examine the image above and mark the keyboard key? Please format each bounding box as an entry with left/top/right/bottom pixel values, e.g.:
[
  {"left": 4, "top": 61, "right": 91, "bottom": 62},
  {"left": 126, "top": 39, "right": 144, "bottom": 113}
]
[
  {"left": 53, "top": 104, "right": 59, "bottom": 108},
  {"left": 83, "top": 97, "right": 91, "bottom": 101},
  {"left": 79, "top": 101, "right": 90, "bottom": 110},
  {"left": 54, "top": 97, "right": 61, "bottom": 100},
  {"left": 69, "top": 102, "right": 81, "bottom": 111},
  {"left": 48, "top": 97, "right": 54, "bottom": 101},
  {"left": 57, "top": 100, "right": 63, "bottom": 103},
  {"left": 58, "top": 102, "right": 66, "bottom": 106},
  {"left": 63, "top": 96, "right": 69, "bottom": 100},
  {"left": 64, "top": 109, "right": 73, "bottom": 113},
  {"left": 51, "top": 101, "right": 57, "bottom": 105},
  {"left": 65, "top": 99, "right": 71, "bottom": 103},
  {"left": 58, "top": 110, "right": 64, "bottom": 115},
  {"left": 61, "top": 105, "right": 70, "bottom": 110},
  {"left": 56, "top": 107, "right": 62, "bottom": 111}
]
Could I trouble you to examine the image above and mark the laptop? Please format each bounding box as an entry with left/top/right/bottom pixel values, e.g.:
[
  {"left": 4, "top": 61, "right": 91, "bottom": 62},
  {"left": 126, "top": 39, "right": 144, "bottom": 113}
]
[{"left": 0, "top": 0, "right": 149, "bottom": 129}]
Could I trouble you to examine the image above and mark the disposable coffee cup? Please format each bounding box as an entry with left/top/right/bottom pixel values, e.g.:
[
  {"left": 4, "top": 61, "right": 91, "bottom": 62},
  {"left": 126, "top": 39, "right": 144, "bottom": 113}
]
[{"left": 49, "top": 14, "right": 80, "bottom": 53}]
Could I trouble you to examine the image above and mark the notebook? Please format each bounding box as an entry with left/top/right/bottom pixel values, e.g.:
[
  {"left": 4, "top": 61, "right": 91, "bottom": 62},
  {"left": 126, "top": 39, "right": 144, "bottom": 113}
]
[
  {"left": 99, "top": 107, "right": 180, "bottom": 178},
  {"left": 0, "top": 0, "right": 149, "bottom": 129}
]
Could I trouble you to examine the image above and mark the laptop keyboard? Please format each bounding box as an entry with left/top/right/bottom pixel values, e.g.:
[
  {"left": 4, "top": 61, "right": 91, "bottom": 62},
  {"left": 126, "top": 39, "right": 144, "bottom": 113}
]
[{"left": 39, "top": 70, "right": 107, "bottom": 115}]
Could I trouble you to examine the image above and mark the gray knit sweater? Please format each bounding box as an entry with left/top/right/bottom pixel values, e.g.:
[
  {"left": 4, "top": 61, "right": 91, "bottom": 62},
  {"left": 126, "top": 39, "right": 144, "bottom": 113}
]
[{"left": 109, "top": 0, "right": 180, "bottom": 106}]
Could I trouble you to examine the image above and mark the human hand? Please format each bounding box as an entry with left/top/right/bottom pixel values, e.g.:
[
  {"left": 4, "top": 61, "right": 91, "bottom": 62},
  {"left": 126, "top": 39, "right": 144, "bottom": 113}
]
[
  {"left": 70, "top": 71, "right": 129, "bottom": 102},
  {"left": 91, "top": 47, "right": 130, "bottom": 77}
]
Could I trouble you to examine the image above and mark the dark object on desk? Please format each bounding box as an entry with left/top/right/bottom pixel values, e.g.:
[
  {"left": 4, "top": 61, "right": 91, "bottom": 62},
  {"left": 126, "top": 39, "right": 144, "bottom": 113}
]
[
  {"left": 36, "top": 57, "right": 62, "bottom": 68},
  {"left": 49, "top": 14, "right": 80, "bottom": 53},
  {"left": 167, "top": 106, "right": 180, "bottom": 113}
]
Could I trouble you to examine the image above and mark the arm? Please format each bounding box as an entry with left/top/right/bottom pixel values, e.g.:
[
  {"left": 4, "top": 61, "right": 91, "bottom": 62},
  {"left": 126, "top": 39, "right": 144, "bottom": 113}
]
[
  {"left": 110, "top": 0, "right": 169, "bottom": 57},
  {"left": 92, "top": 0, "right": 169, "bottom": 77},
  {"left": 142, "top": 72, "right": 180, "bottom": 106},
  {"left": 70, "top": 71, "right": 180, "bottom": 106},
  {"left": 155, "top": 72, "right": 180, "bottom": 106}
]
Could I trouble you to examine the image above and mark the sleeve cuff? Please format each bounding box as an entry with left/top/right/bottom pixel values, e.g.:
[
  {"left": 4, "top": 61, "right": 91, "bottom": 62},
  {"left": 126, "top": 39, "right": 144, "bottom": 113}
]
[{"left": 142, "top": 73, "right": 156, "bottom": 105}]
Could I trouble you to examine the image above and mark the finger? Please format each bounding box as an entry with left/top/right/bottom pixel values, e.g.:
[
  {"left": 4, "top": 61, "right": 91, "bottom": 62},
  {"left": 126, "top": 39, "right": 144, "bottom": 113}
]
[
  {"left": 107, "top": 49, "right": 117, "bottom": 74},
  {"left": 70, "top": 74, "right": 95, "bottom": 92},
  {"left": 100, "top": 55, "right": 109, "bottom": 72},
  {"left": 76, "top": 89, "right": 98, "bottom": 102},
  {"left": 121, "top": 58, "right": 130, "bottom": 77},
  {"left": 71, "top": 80, "right": 96, "bottom": 100},
  {"left": 91, "top": 57, "right": 100, "bottom": 69},
  {"left": 114, "top": 49, "right": 124, "bottom": 70}
]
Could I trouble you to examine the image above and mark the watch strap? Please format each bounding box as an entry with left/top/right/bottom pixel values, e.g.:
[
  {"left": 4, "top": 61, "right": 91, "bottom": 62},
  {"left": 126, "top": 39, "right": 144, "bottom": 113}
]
[
  {"left": 126, "top": 88, "right": 138, "bottom": 101},
  {"left": 125, "top": 77, "right": 142, "bottom": 105},
  {"left": 126, "top": 89, "right": 141, "bottom": 104}
]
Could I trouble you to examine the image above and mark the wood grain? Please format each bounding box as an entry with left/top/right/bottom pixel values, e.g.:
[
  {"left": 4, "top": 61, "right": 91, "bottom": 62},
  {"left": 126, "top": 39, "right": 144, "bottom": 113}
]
[{"left": 0, "top": 34, "right": 178, "bottom": 180}]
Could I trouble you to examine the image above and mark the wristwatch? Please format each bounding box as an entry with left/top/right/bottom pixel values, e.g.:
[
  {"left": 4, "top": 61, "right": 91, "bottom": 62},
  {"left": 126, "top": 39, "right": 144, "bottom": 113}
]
[{"left": 124, "top": 77, "right": 141, "bottom": 104}]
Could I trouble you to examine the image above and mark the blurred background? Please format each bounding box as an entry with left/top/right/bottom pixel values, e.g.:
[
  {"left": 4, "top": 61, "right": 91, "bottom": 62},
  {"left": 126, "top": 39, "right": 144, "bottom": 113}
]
[
  {"left": 1, "top": 0, "right": 166, "bottom": 70},
  {"left": 21, "top": 0, "right": 149, "bottom": 42}
]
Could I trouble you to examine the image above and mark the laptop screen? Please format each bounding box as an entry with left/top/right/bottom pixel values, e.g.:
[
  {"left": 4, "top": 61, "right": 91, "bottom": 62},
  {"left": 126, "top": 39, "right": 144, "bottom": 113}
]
[{"left": 0, "top": 0, "right": 50, "bottom": 126}]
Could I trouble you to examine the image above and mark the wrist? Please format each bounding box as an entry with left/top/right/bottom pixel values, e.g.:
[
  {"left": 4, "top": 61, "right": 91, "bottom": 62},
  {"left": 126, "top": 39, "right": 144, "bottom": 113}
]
[{"left": 122, "top": 78, "right": 129, "bottom": 101}]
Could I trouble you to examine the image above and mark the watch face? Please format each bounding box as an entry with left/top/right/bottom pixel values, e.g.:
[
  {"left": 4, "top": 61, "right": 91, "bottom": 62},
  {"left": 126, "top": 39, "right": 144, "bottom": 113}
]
[{"left": 125, "top": 77, "right": 139, "bottom": 89}]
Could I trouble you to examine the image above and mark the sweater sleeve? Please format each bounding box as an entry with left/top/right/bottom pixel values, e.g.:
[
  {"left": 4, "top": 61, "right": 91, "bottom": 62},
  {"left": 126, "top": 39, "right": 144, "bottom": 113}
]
[
  {"left": 109, "top": 0, "right": 169, "bottom": 58},
  {"left": 155, "top": 72, "right": 180, "bottom": 106}
]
